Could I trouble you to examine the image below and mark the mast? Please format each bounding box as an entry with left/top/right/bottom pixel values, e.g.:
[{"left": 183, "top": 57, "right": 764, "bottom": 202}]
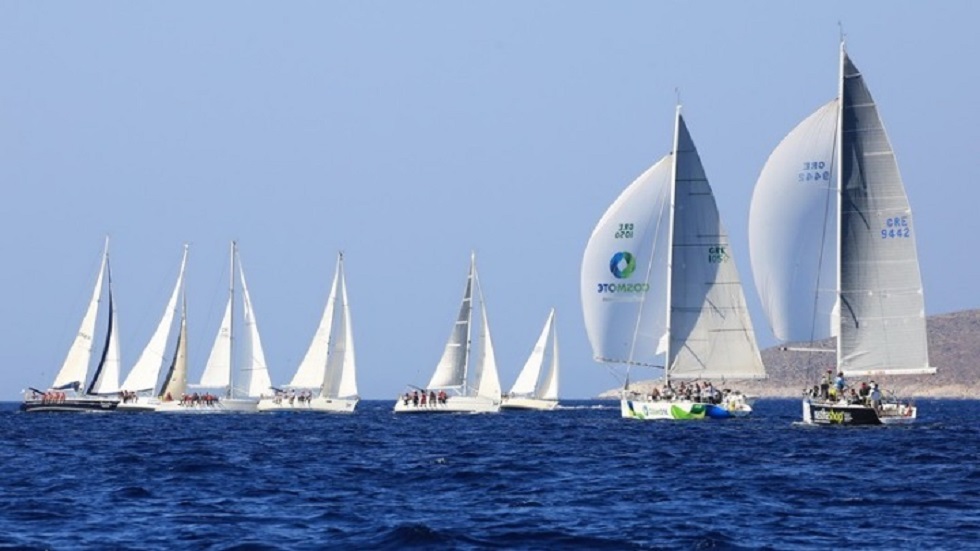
[
  {"left": 663, "top": 104, "right": 681, "bottom": 389},
  {"left": 835, "top": 41, "right": 845, "bottom": 371},
  {"left": 463, "top": 251, "right": 475, "bottom": 394},
  {"left": 228, "top": 240, "right": 236, "bottom": 398}
]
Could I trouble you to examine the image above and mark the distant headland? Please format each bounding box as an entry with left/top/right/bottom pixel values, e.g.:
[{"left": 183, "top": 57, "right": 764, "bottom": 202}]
[{"left": 599, "top": 309, "right": 980, "bottom": 399}]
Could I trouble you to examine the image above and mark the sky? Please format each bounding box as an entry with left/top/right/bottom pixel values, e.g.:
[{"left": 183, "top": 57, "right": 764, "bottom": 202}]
[{"left": 1, "top": 1, "right": 977, "bottom": 401}]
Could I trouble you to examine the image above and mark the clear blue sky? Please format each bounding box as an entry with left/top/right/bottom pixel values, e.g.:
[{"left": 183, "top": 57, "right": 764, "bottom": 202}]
[{"left": 1, "top": 1, "right": 976, "bottom": 400}]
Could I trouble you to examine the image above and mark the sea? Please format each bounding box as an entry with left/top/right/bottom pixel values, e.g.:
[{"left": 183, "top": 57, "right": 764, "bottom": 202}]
[{"left": 1, "top": 399, "right": 978, "bottom": 550}]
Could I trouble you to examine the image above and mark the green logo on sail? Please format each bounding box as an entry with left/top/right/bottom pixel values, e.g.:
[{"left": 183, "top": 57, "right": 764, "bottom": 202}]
[{"left": 609, "top": 251, "right": 636, "bottom": 279}]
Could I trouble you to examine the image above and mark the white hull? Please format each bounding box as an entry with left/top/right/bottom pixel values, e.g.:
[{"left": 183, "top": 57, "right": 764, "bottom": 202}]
[
  {"left": 116, "top": 399, "right": 160, "bottom": 412},
  {"left": 621, "top": 395, "right": 752, "bottom": 420},
  {"left": 257, "top": 396, "right": 357, "bottom": 413},
  {"left": 500, "top": 396, "right": 559, "bottom": 411},
  {"left": 393, "top": 395, "right": 500, "bottom": 414},
  {"left": 155, "top": 397, "right": 259, "bottom": 413}
]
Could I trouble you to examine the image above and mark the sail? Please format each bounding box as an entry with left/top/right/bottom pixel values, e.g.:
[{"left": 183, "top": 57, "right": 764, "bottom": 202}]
[
  {"left": 749, "top": 100, "right": 839, "bottom": 343},
  {"left": 199, "top": 298, "right": 232, "bottom": 390},
  {"left": 159, "top": 299, "right": 188, "bottom": 399},
  {"left": 321, "top": 255, "right": 357, "bottom": 398},
  {"left": 86, "top": 272, "right": 122, "bottom": 395},
  {"left": 290, "top": 258, "right": 340, "bottom": 389},
  {"left": 122, "top": 246, "right": 187, "bottom": 392},
  {"left": 52, "top": 241, "right": 109, "bottom": 390},
  {"left": 509, "top": 308, "right": 555, "bottom": 398},
  {"left": 837, "top": 51, "right": 933, "bottom": 376},
  {"left": 581, "top": 156, "right": 673, "bottom": 367},
  {"left": 540, "top": 316, "right": 559, "bottom": 400},
  {"left": 428, "top": 258, "right": 474, "bottom": 390},
  {"left": 472, "top": 267, "right": 501, "bottom": 400},
  {"left": 667, "top": 114, "right": 766, "bottom": 380},
  {"left": 239, "top": 262, "right": 273, "bottom": 397}
]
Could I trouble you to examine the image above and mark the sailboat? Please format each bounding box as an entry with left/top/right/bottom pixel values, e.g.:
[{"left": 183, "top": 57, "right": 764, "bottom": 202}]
[
  {"left": 393, "top": 252, "right": 502, "bottom": 414},
  {"left": 22, "top": 238, "right": 121, "bottom": 412},
  {"left": 581, "top": 107, "right": 767, "bottom": 421},
  {"left": 258, "top": 252, "right": 358, "bottom": 413},
  {"left": 116, "top": 245, "right": 188, "bottom": 412},
  {"left": 501, "top": 308, "right": 559, "bottom": 411},
  {"left": 749, "top": 43, "right": 933, "bottom": 425},
  {"left": 158, "top": 241, "right": 272, "bottom": 413}
]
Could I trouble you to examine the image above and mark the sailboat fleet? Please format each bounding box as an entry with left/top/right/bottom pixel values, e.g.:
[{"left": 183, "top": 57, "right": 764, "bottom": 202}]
[{"left": 20, "top": 42, "right": 935, "bottom": 425}]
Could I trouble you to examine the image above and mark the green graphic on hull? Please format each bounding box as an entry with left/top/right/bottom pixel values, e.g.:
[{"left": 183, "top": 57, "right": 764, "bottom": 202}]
[{"left": 670, "top": 404, "right": 706, "bottom": 420}]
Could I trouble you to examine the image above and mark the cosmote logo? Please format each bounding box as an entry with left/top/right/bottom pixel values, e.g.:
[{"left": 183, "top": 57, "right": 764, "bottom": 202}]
[
  {"left": 609, "top": 251, "right": 636, "bottom": 279},
  {"left": 595, "top": 251, "right": 649, "bottom": 294}
]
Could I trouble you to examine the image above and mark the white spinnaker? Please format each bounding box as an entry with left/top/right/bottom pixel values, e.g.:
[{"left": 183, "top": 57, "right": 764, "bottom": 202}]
[
  {"left": 122, "top": 247, "right": 187, "bottom": 392},
  {"left": 749, "top": 100, "right": 838, "bottom": 344},
  {"left": 580, "top": 157, "right": 672, "bottom": 367}
]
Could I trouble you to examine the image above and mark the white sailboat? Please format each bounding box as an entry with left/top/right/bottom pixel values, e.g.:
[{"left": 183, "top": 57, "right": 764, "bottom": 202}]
[
  {"left": 158, "top": 241, "right": 272, "bottom": 413},
  {"left": 258, "top": 252, "right": 358, "bottom": 413},
  {"left": 117, "top": 245, "right": 188, "bottom": 412},
  {"left": 749, "top": 43, "right": 933, "bottom": 425},
  {"left": 581, "top": 107, "right": 766, "bottom": 421},
  {"left": 501, "top": 308, "right": 559, "bottom": 411},
  {"left": 394, "top": 252, "right": 502, "bottom": 414},
  {"left": 22, "top": 238, "right": 121, "bottom": 412}
]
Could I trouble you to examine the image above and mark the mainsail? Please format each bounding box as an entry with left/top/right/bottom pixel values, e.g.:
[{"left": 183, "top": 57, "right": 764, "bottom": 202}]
[
  {"left": 52, "top": 239, "right": 110, "bottom": 390},
  {"left": 581, "top": 108, "right": 765, "bottom": 381},
  {"left": 320, "top": 253, "right": 358, "bottom": 399},
  {"left": 239, "top": 258, "right": 273, "bottom": 398},
  {"left": 509, "top": 308, "right": 559, "bottom": 400},
  {"left": 749, "top": 45, "right": 934, "bottom": 378},
  {"left": 428, "top": 258, "right": 474, "bottom": 390},
  {"left": 121, "top": 245, "right": 188, "bottom": 393}
]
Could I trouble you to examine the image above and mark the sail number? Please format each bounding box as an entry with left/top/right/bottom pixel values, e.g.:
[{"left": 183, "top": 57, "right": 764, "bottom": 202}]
[
  {"left": 615, "top": 223, "right": 634, "bottom": 239},
  {"left": 881, "top": 216, "right": 911, "bottom": 239},
  {"left": 798, "top": 160, "right": 830, "bottom": 183}
]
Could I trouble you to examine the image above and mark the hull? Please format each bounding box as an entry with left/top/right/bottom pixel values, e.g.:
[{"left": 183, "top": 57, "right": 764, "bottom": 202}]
[
  {"left": 116, "top": 399, "right": 159, "bottom": 413},
  {"left": 802, "top": 399, "right": 917, "bottom": 426},
  {"left": 21, "top": 397, "right": 119, "bottom": 413},
  {"left": 393, "top": 395, "right": 500, "bottom": 414},
  {"left": 155, "top": 397, "right": 259, "bottom": 414},
  {"left": 257, "top": 396, "right": 358, "bottom": 413},
  {"left": 621, "top": 396, "right": 751, "bottom": 420},
  {"left": 501, "top": 396, "right": 559, "bottom": 411}
]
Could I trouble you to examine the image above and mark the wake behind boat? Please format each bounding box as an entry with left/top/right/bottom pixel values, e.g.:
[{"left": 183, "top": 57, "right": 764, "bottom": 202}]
[
  {"left": 258, "top": 252, "right": 359, "bottom": 413},
  {"left": 393, "top": 252, "right": 502, "bottom": 414},
  {"left": 748, "top": 42, "right": 935, "bottom": 426},
  {"left": 580, "top": 107, "right": 766, "bottom": 421},
  {"left": 22, "top": 238, "right": 120, "bottom": 413}
]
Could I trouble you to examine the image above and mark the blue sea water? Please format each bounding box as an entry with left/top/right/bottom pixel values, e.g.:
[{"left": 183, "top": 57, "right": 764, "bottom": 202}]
[{"left": 1, "top": 399, "right": 979, "bottom": 550}]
